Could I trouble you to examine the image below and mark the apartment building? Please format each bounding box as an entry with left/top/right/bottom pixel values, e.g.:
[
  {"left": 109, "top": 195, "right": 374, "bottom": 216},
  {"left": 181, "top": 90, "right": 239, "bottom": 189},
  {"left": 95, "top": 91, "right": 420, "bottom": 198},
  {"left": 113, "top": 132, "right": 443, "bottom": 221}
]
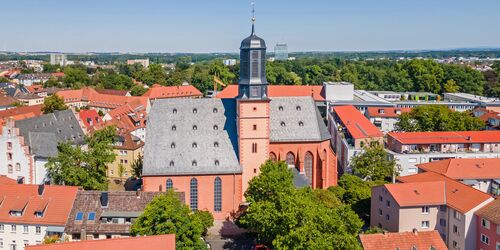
[
  {"left": 364, "top": 107, "right": 411, "bottom": 133},
  {"left": 371, "top": 172, "right": 493, "bottom": 250},
  {"left": 417, "top": 158, "right": 500, "bottom": 196},
  {"left": 0, "top": 180, "right": 79, "bottom": 250},
  {"left": 108, "top": 132, "right": 143, "bottom": 180},
  {"left": 475, "top": 199, "right": 500, "bottom": 250},
  {"left": 387, "top": 131, "right": 500, "bottom": 176},
  {"left": 329, "top": 105, "right": 384, "bottom": 173},
  {"left": 359, "top": 230, "right": 447, "bottom": 250}
]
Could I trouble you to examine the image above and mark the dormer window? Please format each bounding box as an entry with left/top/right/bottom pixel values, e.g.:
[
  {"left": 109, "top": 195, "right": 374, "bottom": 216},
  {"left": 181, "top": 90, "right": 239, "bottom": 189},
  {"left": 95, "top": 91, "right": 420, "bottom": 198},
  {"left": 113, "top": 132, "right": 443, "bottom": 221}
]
[
  {"left": 278, "top": 106, "right": 284, "bottom": 111},
  {"left": 172, "top": 109, "right": 177, "bottom": 114},
  {"left": 299, "top": 121, "right": 304, "bottom": 127},
  {"left": 192, "top": 160, "right": 197, "bottom": 167},
  {"left": 193, "top": 108, "right": 197, "bottom": 114},
  {"left": 34, "top": 211, "right": 43, "bottom": 217},
  {"left": 379, "top": 109, "right": 385, "bottom": 114},
  {"left": 172, "top": 125, "right": 176, "bottom": 131},
  {"left": 171, "top": 143, "right": 176, "bottom": 148},
  {"left": 213, "top": 125, "right": 218, "bottom": 130},
  {"left": 296, "top": 106, "right": 301, "bottom": 111},
  {"left": 193, "top": 125, "right": 197, "bottom": 130},
  {"left": 169, "top": 161, "right": 175, "bottom": 167},
  {"left": 213, "top": 108, "right": 218, "bottom": 113},
  {"left": 280, "top": 121, "right": 286, "bottom": 127},
  {"left": 215, "top": 160, "right": 220, "bottom": 166},
  {"left": 214, "top": 142, "right": 219, "bottom": 147},
  {"left": 192, "top": 142, "right": 198, "bottom": 148}
]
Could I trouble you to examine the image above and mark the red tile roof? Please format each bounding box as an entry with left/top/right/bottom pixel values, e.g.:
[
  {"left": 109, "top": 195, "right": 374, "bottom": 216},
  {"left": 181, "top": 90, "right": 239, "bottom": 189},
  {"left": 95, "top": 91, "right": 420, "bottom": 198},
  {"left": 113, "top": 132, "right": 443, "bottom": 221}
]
[
  {"left": 397, "top": 172, "right": 493, "bottom": 213},
  {"left": 417, "top": 158, "right": 500, "bottom": 180},
  {"left": 51, "top": 72, "right": 65, "bottom": 78},
  {"left": 95, "top": 89, "right": 130, "bottom": 96},
  {"left": 359, "top": 231, "right": 447, "bottom": 250},
  {"left": 25, "top": 234, "right": 176, "bottom": 250},
  {"left": 366, "top": 107, "right": 412, "bottom": 118},
  {"left": 78, "top": 109, "right": 104, "bottom": 131},
  {"left": 0, "top": 93, "right": 17, "bottom": 107},
  {"left": 57, "top": 87, "right": 149, "bottom": 110},
  {"left": 216, "top": 84, "right": 325, "bottom": 101},
  {"left": 475, "top": 198, "right": 500, "bottom": 225},
  {"left": 0, "top": 176, "right": 17, "bottom": 185},
  {"left": 0, "top": 104, "right": 43, "bottom": 126},
  {"left": 333, "top": 105, "right": 384, "bottom": 139},
  {"left": 26, "top": 84, "right": 44, "bottom": 93},
  {"left": 0, "top": 183, "right": 79, "bottom": 225},
  {"left": 143, "top": 85, "right": 203, "bottom": 99},
  {"left": 383, "top": 181, "right": 446, "bottom": 207},
  {"left": 388, "top": 131, "right": 500, "bottom": 145},
  {"left": 103, "top": 101, "right": 147, "bottom": 132}
]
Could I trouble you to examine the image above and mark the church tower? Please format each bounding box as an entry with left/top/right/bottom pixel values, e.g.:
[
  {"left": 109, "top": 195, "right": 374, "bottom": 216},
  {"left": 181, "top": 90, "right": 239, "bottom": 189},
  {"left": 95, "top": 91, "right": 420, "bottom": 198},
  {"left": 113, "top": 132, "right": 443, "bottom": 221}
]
[{"left": 237, "top": 5, "right": 271, "bottom": 196}]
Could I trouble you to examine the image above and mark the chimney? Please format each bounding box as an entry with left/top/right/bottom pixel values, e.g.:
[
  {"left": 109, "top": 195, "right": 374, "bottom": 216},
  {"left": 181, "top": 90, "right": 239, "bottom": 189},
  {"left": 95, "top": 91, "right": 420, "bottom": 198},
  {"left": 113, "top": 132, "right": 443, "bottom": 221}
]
[
  {"left": 38, "top": 184, "right": 45, "bottom": 196},
  {"left": 412, "top": 228, "right": 418, "bottom": 235}
]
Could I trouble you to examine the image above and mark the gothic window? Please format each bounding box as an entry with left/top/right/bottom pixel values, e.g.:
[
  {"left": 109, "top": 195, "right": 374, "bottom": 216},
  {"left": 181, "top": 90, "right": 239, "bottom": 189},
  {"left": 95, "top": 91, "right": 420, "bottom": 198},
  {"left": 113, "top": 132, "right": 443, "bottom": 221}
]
[
  {"left": 190, "top": 178, "right": 198, "bottom": 211},
  {"left": 166, "top": 179, "right": 173, "bottom": 190},
  {"left": 286, "top": 152, "right": 295, "bottom": 166},
  {"left": 304, "top": 152, "right": 313, "bottom": 184},
  {"left": 214, "top": 177, "right": 222, "bottom": 212},
  {"left": 269, "top": 152, "right": 277, "bottom": 161}
]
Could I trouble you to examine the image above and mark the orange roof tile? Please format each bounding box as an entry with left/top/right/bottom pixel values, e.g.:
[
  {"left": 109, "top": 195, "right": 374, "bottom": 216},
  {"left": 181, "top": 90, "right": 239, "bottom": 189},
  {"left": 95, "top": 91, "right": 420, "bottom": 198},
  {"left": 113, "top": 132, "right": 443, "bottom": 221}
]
[
  {"left": 26, "top": 84, "right": 43, "bottom": 93},
  {"left": 0, "top": 104, "right": 43, "bottom": 126},
  {"left": 0, "top": 183, "right": 79, "bottom": 225},
  {"left": 359, "top": 231, "right": 447, "bottom": 250},
  {"left": 0, "top": 176, "right": 17, "bottom": 185},
  {"left": 475, "top": 198, "right": 500, "bottom": 225},
  {"left": 0, "top": 94, "right": 17, "bottom": 107},
  {"left": 57, "top": 87, "right": 149, "bottom": 110},
  {"left": 383, "top": 181, "right": 446, "bottom": 207},
  {"left": 95, "top": 89, "right": 130, "bottom": 96},
  {"left": 397, "top": 172, "right": 493, "bottom": 213},
  {"left": 143, "top": 85, "right": 203, "bottom": 99},
  {"left": 388, "top": 131, "right": 500, "bottom": 145},
  {"left": 78, "top": 109, "right": 104, "bottom": 131},
  {"left": 417, "top": 158, "right": 500, "bottom": 180},
  {"left": 25, "top": 234, "right": 176, "bottom": 250},
  {"left": 216, "top": 84, "right": 325, "bottom": 101},
  {"left": 333, "top": 105, "right": 384, "bottom": 139},
  {"left": 366, "top": 107, "right": 412, "bottom": 118}
]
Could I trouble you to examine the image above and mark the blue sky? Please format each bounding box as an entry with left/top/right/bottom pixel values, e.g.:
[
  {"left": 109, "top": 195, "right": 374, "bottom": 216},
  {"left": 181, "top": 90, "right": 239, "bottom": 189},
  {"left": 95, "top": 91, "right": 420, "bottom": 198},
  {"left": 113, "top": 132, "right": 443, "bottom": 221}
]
[{"left": 2, "top": 0, "right": 500, "bottom": 53}]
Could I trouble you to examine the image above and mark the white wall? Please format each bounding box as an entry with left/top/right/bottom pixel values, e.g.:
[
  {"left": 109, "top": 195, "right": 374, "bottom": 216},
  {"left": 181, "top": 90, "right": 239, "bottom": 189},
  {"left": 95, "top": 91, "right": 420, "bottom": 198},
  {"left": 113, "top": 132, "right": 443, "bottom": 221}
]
[
  {"left": 0, "top": 127, "right": 31, "bottom": 183},
  {"left": 0, "top": 223, "right": 48, "bottom": 250}
]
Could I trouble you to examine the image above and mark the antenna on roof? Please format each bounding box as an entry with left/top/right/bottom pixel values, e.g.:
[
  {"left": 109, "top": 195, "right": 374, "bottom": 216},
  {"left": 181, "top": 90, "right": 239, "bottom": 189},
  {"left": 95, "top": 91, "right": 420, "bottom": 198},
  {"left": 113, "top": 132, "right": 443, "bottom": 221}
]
[{"left": 251, "top": 1, "right": 256, "bottom": 35}]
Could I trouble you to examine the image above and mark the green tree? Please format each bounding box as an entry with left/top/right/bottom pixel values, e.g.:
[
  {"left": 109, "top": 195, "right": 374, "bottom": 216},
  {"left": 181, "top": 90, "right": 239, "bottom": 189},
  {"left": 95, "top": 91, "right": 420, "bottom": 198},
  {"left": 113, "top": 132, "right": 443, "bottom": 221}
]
[
  {"left": 395, "top": 105, "right": 484, "bottom": 132},
  {"left": 46, "top": 126, "right": 117, "bottom": 190},
  {"left": 130, "top": 85, "right": 148, "bottom": 96},
  {"left": 131, "top": 191, "right": 212, "bottom": 250},
  {"left": 0, "top": 77, "right": 10, "bottom": 83},
  {"left": 350, "top": 144, "right": 397, "bottom": 182},
  {"left": 63, "top": 66, "right": 90, "bottom": 87},
  {"left": 443, "top": 79, "right": 460, "bottom": 93},
  {"left": 238, "top": 161, "right": 363, "bottom": 249},
  {"left": 42, "top": 63, "right": 60, "bottom": 73},
  {"left": 131, "top": 154, "right": 143, "bottom": 178},
  {"left": 41, "top": 94, "right": 68, "bottom": 114}
]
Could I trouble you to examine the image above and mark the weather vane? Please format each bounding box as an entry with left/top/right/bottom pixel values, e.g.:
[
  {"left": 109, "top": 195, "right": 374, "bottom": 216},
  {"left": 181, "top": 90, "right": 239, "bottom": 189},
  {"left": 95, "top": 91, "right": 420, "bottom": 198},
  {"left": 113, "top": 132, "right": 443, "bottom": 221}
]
[{"left": 251, "top": 1, "right": 255, "bottom": 23}]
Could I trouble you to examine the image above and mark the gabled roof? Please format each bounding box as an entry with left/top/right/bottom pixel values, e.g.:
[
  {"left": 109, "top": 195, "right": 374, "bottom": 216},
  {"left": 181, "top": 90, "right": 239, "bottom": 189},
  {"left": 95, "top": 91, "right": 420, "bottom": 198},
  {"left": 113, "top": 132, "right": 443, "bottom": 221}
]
[
  {"left": 143, "top": 84, "right": 202, "bottom": 99},
  {"left": 0, "top": 183, "right": 79, "bottom": 225},
  {"left": 388, "top": 131, "right": 500, "bottom": 144},
  {"left": 78, "top": 109, "right": 103, "bottom": 132},
  {"left": 25, "top": 234, "right": 176, "bottom": 250},
  {"left": 417, "top": 158, "right": 500, "bottom": 180},
  {"left": 0, "top": 104, "right": 43, "bottom": 126},
  {"left": 0, "top": 176, "right": 17, "bottom": 185},
  {"left": 359, "top": 231, "right": 447, "bottom": 250},
  {"left": 382, "top": 181, "right": 446, "bottom": 207},
  {"left": 95, "top": 89, "right": 130, "bottom": 96},
  {"left": 475, "top": 198, "right": 500, "bottom": 225},
  {"left": 397, "top": 172, "right": 493, "bottom": 213},
  {"left": 366, "top": 107, "right": 412, "bottom": 118},
  {"left": 216, "top": 84, "right": 325, "bottom": 101},
  {"left": 103, "top": 101, "right": 147, "bottom": 132},
  {"left": 333, "top": 105, "right": 384, "bottom": 139},
  {"left": 0, "top": 93, "right": 17, "bottom": 107},
  {"left": 56, "top": 87, "right": 149, "bottom": 110}
]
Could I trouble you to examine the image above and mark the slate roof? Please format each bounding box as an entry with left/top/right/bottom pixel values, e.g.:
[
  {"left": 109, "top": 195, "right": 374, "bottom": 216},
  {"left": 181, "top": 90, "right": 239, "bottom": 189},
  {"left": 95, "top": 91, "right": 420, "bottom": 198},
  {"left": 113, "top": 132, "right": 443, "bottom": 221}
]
[
  {"left": 270, "top": 97, "right": 330, "bottom": 142},
  {"left": 143, "top": 98, "right": 241, "bottom": 176},
  {"left": 143, "top": 96, "right": 331, "bottom": 176},
  {"left": 15, "top": 110, "right": 85, "bottom": 158}
]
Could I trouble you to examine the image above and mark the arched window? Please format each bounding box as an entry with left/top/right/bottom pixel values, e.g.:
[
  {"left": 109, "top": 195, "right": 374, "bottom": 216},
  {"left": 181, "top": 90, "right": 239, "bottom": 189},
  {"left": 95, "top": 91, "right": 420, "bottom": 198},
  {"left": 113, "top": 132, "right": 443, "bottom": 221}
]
[
  {"left": 296, "top": 105, "right": 301, "bottom": 111},
  {"left": 269, "top": 152, "right": 277, "bottom": 161},
  {"left": 280, "top": 121, "right": 286, "bottom": 127},
  {"left": 192, "top": 142, "right": 197, "bottom": 148},
  {"left": 192, "top": 160, "right": 197, "bottom": 167},
  {"left": 166, "top": 179, "right": 173, "bottom": 190},
  {"left": 190, "top": 178, "right": 198, "bottom": 211},
  {"left": 193, "top": 125, "right": 197, "bottom": 130},
  {"left": 214, "top": 177, "right": 222, "bottom": 212},
  {"left": 286, "top": 152, "right": 295, "bottom": 166},
  {"left": 214, "top": 142, "right": 219, "bottom": 147},
  {"left": 7, "top": 164, "right": 13, "bottom": 174},
  {"left": 213, "top": 125, "right": 218, "bottom": 130},
  {"left": 278, "top": 106, "right": 284, "bottom": 111},
  {"left": 15, "top": 163, "right": 21, "bottom": 171},
  {"left": 304, "top": 152, "right": 313, "bottom": 185},
  {"left": 193, "top": 108, "right": 197, "bottom": 114},
  {"left": 172, "top": 109, "right": 177, "bottom": 114},
  {"left": 214, "top": 160, "right": 220, "bottom": 166},
  {"left": 170, "top": 143, "right": 176, "bottom": 148},
  {"left": 169, "top": 161, "right": 174, "bottom": 167},
  {"left": 298, "top": 121, "right": 304, "bottom": 127},
  {"left": 213, "top": 108, "right": 218, "bottom": 113},
  {"left": 171, "top": 125, "right": 176, "bottom": 131}
]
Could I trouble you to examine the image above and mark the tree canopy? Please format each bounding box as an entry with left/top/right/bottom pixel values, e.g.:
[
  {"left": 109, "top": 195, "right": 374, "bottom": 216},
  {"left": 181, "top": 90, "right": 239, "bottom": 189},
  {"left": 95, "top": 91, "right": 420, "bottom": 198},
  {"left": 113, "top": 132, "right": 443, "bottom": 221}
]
[
  {"left": 41, "top": 94, "right": 67, "bottom": 114},
  {"left": 237, "top": 160, "right": 363, "bottom": 249},
  {"left": 131, "top": 191, "right": 213, "bottom": 250},
  {"left": 395, "top": 105, "right": 484, "bottom": 132},
  {"left": 350, "top": 143, "right": 397, "bottom": 182},
  {"left": 46, "top": 126, "right": 116, "bottom": 190}
]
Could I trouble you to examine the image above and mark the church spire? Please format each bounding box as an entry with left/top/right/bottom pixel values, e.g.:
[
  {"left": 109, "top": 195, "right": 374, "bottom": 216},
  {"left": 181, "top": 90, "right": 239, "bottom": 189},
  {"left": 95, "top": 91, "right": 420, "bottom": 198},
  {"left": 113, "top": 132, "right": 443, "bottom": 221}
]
[{"left": 251, "top": 1, "right": 256, "bottom": 35}]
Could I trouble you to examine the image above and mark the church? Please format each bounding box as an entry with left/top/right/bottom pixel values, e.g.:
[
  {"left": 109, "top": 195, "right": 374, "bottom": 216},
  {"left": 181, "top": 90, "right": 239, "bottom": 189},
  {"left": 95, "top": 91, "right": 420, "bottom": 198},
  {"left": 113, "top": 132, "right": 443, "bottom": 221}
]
[{"left": 142, "top": 17, "right": 337, "bottom": 220}]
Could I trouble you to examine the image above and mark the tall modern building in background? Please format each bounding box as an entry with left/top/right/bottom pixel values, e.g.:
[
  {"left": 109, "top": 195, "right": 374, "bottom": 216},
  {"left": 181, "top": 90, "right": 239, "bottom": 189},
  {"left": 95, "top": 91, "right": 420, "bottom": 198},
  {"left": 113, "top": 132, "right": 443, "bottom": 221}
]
[
  {"left": 50, "top": 53, "right": 67, "bottom": 66},
  {"left": 274, "top": 43, "right": 288, "bottom": 61}
]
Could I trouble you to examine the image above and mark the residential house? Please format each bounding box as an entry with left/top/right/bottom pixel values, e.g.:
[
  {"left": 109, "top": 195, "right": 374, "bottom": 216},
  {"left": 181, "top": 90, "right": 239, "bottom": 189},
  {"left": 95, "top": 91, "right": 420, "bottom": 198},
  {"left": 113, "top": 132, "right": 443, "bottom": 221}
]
[
  {"left": 371, "top": 172, "right": 494, "bottom": 250},
  {"left": 0, "top": 181, "right": 79, "bottom": 250},
  {"left": 15, "top": 74, "right": 52, "bottom": 86},
  {"left": 364, "top": 107, "right": 411, "bottom": 133},
  {"left": 359, "top": 230, "right": 448, "bottom": 250},
  {"left": 108, "top": 132, "right": 144, "bottom": 180},
  {"left": 14, "top": 93, "right": 44, "bottom": 106},
  {"left": 328, "top": 105, "right": 384, "bottom": 174},
  {"left": 417, "top": 158, "right": 500, "bottom": 196},
  {"left": 25, "top": 234, "right": 176, "bottom": 250},
  {"left": 387, "top": 131, "right": 500, "bottom": 176},
  {"left": 475, "top": 198, "right": 500, "bottom": 250},
  {"left": 0, "top": 110, "right": 85, "bottom": 184},
  {"left": 142, "top": 84, "right": 203, "bottom": 101},
  {"left": 0, "top": 93, "right": 17, "bottom": 110},
  {"left": 63, "top": 191, "right": 179, "bottom": 241},
  {"left": 0, "top": 105, "right": 43, "bottom": 127},
  {"left": 102, "top": 101, "right": 147, "bottom": 142},
  {"left": 474, "top": 108, "right": 500, "bottom": 130},
  {"left": 78, "top": 109, "right": 103, "bottom": 133}
]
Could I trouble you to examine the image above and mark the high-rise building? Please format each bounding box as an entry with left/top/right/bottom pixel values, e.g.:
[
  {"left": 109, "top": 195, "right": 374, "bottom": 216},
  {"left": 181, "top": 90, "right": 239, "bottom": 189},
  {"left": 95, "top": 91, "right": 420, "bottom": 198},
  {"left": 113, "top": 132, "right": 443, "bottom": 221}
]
[
  {"left": 49, "top": 53, "right": 67, "bottom": 66},
  {"left": 274, "top": 43, "right": 288, "bottom": 61}
]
